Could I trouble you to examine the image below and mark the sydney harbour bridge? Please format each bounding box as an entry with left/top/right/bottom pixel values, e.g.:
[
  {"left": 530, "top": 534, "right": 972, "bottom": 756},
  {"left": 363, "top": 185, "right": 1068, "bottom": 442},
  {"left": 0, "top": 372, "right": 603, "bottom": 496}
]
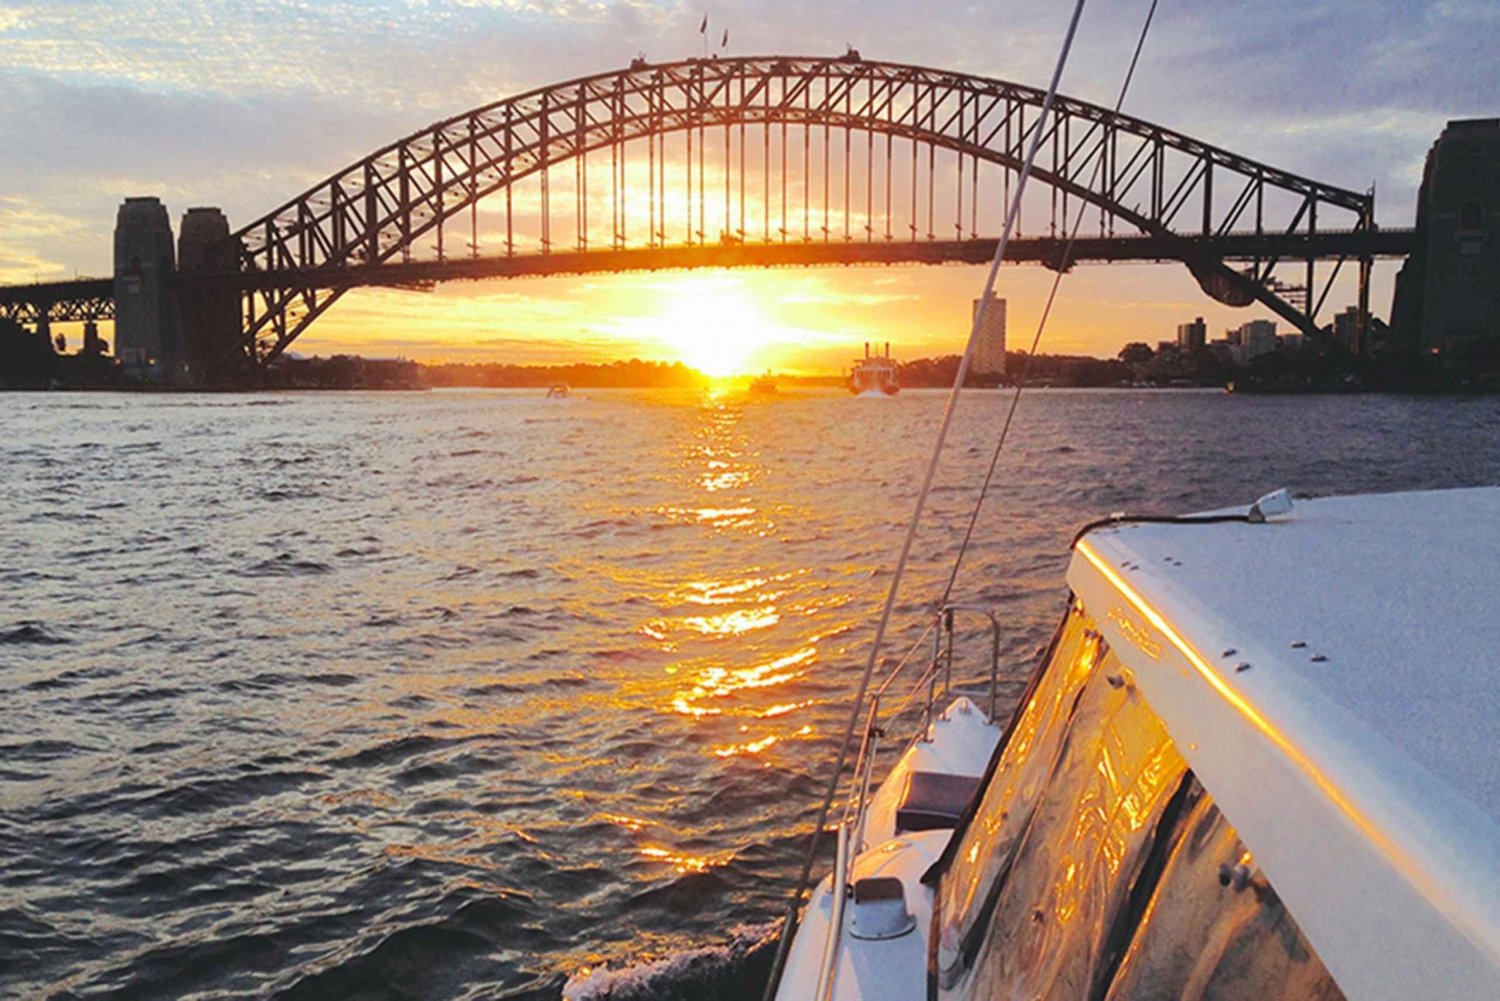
[{"left": 0, "top": 53, "right": 1418, "bottom": 384}]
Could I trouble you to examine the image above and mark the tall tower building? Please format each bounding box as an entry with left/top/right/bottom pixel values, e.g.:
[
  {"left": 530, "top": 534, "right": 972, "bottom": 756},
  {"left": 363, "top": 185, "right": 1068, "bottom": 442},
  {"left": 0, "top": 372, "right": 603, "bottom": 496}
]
[
  {"left": 1332, "top": 306, "right": 1362, "bottom": 353},
  {"left": 1176, "top": 316, "right": 1206, "bottom": 352},
  {"left": 972, "top": 294, "right": 1007, "bottom": 376},
  {"left": 1231, "top": 319, "right": 1278, "bottom": 364}
]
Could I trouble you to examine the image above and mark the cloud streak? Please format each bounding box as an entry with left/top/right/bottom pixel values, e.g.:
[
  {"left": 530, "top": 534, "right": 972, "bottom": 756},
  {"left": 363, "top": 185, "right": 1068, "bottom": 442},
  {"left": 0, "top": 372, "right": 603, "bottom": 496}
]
[{"left": 1, "top": 0, "right": 1493, "bottom": 361}]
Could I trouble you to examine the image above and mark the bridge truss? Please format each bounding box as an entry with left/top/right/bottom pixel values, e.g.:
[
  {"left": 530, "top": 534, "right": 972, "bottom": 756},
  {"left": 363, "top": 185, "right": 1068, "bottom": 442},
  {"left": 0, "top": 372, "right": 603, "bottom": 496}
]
[
  {"left": 0, "top": 278, "right": 114, "bottom": 328},
  {"left": 234, "top": 55, "right": 1379, "bottom": 367},
  {"left": 5, "top": 55, "right": 1390, "bottom": 370}
]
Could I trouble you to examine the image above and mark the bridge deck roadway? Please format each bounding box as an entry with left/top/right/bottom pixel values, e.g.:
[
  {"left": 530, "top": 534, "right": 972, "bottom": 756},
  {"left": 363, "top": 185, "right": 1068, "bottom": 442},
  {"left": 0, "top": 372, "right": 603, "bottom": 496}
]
[
  {"left": 235, "top": 229, "right": 1417, "bottom": 292},
  {"left": 0, "top": 230, "right": 1416, "bottom": 308},
  {"left": 0, "top": 277, "right": 113, "bottom": 307}
]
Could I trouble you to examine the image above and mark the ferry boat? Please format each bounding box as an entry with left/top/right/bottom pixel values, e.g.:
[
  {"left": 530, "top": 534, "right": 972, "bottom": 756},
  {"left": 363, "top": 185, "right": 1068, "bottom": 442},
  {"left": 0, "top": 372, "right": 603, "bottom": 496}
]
[
  {"left": 849, "top": 343, "right": 900, "bottom": 397},
  {"left": 767, "top": 486, "right": 1500, "bottom": 1000},
  {"left": 545, "top": 383, "right": 570, "bottom": 399}
]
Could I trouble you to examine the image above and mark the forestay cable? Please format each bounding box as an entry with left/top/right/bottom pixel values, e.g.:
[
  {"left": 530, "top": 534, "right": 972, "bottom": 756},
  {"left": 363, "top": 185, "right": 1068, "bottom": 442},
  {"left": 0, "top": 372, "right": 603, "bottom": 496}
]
[{"left": 760, "top": 3, "right": 1091, "bottom": 996}]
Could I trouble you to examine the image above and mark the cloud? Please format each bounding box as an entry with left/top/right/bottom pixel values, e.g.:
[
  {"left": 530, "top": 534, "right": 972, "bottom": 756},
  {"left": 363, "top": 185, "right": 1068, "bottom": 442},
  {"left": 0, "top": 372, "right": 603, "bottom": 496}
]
[
  {"left": 1, "top": 0, "right": 1492, "bottom": 361},
  {"left": 0, "top": 195, "right": 95, "bottom": 282}
]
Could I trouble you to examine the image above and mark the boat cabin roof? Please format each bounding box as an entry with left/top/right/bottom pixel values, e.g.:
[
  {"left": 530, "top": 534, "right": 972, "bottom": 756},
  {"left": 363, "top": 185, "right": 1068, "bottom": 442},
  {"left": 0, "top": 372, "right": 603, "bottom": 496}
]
[{"left": 1069, "top": 486, "right": 1500, "bottom": 999}]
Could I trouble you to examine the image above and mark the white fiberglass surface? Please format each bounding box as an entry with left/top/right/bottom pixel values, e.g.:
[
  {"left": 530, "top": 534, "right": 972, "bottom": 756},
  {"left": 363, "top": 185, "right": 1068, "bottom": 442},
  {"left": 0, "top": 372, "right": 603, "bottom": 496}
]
[
  {"left": 1078, "top": 486, "right": 1500, "bottom": 826},
  {"left": 1069, "top": 486, "right": 1500, "bottom": 998}
]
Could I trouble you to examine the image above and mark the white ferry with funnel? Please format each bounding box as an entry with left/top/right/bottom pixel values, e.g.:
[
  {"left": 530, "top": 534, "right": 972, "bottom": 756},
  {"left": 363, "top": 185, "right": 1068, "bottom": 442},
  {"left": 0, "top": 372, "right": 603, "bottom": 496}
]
[
  {"left": 849, "top": 343, "right": 900, "bottom": 397},
  {"left": 767, "top": 486, "right": 1500, "bottom": 1001}
]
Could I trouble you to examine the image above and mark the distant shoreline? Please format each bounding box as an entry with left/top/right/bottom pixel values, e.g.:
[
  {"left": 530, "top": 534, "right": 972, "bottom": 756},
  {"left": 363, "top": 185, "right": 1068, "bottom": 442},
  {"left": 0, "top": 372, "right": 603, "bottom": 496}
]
[{"left": 6, "top": 347, "right": 1497, "bottom": 395}]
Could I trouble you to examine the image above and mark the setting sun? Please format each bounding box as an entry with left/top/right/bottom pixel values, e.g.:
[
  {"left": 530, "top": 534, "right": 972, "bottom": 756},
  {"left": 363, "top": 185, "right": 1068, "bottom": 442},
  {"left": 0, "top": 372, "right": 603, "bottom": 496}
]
[{"left": 653, "top": 281, "right": 774, "bottom": 376}]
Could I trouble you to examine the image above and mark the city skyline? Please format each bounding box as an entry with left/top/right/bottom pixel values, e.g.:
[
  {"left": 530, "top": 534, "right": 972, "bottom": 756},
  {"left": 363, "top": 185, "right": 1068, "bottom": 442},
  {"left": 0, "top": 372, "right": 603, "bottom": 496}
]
[{"left": 3, "top": 1, "right": 1496, "bottom": 373}]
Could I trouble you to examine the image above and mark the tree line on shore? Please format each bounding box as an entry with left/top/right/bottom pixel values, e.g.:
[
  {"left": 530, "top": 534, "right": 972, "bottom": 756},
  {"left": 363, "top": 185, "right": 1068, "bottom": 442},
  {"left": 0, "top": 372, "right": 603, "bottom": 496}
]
[
  {"left": 8, "top": 326, "right": 1494, "bottom": 393},
  {"left": 423, "top": 358, "right": 708, "bottom": 388}
]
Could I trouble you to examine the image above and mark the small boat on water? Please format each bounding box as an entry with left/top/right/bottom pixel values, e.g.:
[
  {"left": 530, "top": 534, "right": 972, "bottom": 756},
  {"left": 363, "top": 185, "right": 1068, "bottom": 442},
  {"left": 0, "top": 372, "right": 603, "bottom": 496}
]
[
  {"left": 767, "top": 486, "right": 1500, "bottom": 1000},
  {"left": 849, "top": 343, "right": 900, "bottom": 397},
  {"left": 545, "top": 383, "right": 570, "bottom": 399},
  {"left": 750, "top": 372, "right": 778, "bottom": 395}
]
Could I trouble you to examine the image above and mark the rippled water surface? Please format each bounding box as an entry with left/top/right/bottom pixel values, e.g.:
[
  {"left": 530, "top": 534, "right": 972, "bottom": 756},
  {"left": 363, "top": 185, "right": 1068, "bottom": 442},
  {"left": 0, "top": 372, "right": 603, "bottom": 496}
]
[{"left": 4, "top": 388, "right": 1500, "bottom": 999}]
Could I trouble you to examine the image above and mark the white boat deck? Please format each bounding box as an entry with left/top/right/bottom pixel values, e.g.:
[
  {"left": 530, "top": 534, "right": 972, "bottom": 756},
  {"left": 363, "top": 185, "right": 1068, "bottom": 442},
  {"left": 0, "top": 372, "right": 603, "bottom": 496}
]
[
  {"left": 774, "top": 697, "right": 1000, "bottom": 1001},
  {"left": 860, "top": 697, "right": 999, "bottom": 849},
  {"left": 1071, "top": 486, "right": 1500, "bottom": 1000}
]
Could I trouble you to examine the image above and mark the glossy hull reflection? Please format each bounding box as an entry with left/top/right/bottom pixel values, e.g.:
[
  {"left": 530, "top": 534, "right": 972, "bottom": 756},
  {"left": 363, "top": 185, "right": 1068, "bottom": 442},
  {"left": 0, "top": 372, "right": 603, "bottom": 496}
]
[{"left": 4, "top": 389, "right": 1500, "bottom": 999}]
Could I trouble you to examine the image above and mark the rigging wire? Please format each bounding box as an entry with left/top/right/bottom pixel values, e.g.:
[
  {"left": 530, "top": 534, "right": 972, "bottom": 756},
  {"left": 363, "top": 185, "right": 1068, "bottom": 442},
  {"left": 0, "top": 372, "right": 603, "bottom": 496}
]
[
  {"left": 760, "top": 3, "right": 1091, "bottom": 997},
  {"left": 938, "top": 0, "right": 1162, "bottom": 609}
]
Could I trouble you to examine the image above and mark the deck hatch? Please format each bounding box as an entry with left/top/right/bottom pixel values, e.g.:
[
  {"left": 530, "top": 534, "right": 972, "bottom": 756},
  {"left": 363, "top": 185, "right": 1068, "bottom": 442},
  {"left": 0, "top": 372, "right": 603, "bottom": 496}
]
[{"left": 896, "top": 772, "right": 983, "bottom": 833}]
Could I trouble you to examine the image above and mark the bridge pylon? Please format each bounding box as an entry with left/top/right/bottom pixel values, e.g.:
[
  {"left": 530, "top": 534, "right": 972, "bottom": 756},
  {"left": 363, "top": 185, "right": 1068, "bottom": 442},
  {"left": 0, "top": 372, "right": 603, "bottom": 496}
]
[{"left": 113, "top": 196, "right": 182, "bottom": 382}]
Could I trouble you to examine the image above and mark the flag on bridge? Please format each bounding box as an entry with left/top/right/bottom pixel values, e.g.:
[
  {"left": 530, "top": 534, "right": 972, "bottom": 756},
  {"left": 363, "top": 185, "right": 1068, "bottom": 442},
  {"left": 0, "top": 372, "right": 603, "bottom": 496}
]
[
  {"left": 721, "top": 29, "right": 729, "bottom": 47},
  {"left": 699, "top": 14, "right": 707, "bottom": 33}
]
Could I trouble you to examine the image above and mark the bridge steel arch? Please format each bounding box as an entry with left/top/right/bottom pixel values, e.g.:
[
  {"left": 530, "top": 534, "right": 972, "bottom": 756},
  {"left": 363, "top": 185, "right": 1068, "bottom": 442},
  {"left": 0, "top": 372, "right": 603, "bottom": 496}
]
[{"left": 232, "top": 55, "right": 1376, "bottom": 367}]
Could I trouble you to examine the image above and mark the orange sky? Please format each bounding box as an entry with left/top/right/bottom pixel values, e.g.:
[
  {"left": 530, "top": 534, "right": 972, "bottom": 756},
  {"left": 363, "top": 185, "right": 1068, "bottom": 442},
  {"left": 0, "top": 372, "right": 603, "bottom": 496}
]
[{"left": 284, "top": 259, "right": 1397, "bottom": 376}]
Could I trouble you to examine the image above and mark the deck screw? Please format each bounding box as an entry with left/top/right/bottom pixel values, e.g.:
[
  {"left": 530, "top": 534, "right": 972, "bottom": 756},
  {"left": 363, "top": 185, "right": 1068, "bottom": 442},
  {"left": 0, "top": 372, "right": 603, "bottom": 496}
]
[
  {"left": 1218, "top": 863, "right": 1252, "bottom": 891},
  {"left": 1235, "top": 662, "right": 1251, "bottom": 673},
  {"left": 1106, "top": 674, "right": 1126, "bottom": 688},
  {"left": 1291, "top": 641, "right": 1307, "bottom": 649},
  {"left": 1222, "top": 648, "right": 1238, "bottom": 657},
  {"left": 1310, "top": 654, "right": 1328, "bottom": 663}
]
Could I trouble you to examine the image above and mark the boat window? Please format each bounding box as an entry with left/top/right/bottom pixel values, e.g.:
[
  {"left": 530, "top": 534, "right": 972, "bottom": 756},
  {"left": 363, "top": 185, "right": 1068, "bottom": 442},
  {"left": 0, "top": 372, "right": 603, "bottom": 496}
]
[
  {"left": 1103, "top": 776, "right": 1345, "bottom": 1001},
  {"left": 946, "top": 646, "right": 1189, "bottom": 999},
  {"left": 934, "top": 603, "right": 1107, "bottom": 988},
  {"left": 934, "top": 646, "right": 1345, "bottom": 1001}
]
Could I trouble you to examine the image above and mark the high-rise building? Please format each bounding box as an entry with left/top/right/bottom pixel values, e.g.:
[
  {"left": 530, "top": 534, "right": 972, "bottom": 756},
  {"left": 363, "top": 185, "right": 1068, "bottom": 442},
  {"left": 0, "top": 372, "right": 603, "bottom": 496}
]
[
  {"left": 1332, "top": 306, "right": 1361, "bottom": 353},
  {"left": 972, "top": 295, "right": 1007, "bottom": 375},
  {"left": 1176, "top": 316, "right": 1206, "bottom": 352},
  {"left": 1231, "top": 319, "right": 1278, "bottom": 365}
]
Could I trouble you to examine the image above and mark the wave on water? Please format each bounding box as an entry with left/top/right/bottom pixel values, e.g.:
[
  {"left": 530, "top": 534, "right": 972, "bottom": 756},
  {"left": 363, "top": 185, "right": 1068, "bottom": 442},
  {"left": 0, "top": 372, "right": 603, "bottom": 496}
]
[
  {"left": 258, "top": 487, "right": 322, "bottom": 502},
  {"left": 335, "top": 545, "right": 382, "bottom": 558},
  {"left": 25, "top": 510, "right": 102, "bottom": 524},
  {"left": 6, "top": 391, "right": 1500, "bottom": 999},
  {"left": 0, "top": 621, "right": 70, "bottom": 645},
  {"left": 563, "top": 922, "right": 779, "bottom": 1001},
  {"left": 240, "top": 554, "right": 333, "bottom": 577}
]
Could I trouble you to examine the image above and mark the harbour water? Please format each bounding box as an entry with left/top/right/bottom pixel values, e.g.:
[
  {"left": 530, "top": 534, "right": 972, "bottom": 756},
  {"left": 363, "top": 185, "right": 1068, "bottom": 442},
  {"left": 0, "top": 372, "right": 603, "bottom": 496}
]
[{"left": 4, "top": 388, "right": 1500, "bottom": 999}]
